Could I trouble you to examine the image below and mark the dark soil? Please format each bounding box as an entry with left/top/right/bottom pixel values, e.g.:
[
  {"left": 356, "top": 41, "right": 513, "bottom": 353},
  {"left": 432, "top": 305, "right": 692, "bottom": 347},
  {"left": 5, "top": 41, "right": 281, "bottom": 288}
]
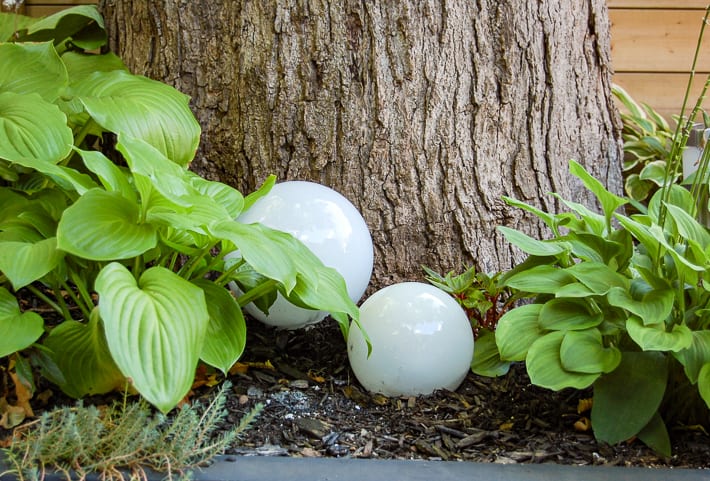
[
  {"left": 3, "top": 314, "right": 709, "bottom": 470},
  {"left": 217, "top": 317, "right": 710, "bottom": 468}
]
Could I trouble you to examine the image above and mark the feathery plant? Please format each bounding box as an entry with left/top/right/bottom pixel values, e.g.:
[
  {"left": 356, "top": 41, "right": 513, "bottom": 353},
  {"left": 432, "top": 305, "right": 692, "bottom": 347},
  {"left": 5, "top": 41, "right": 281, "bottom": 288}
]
[{"left": 1, "top": 382, "right": 261, "bottom": 481}]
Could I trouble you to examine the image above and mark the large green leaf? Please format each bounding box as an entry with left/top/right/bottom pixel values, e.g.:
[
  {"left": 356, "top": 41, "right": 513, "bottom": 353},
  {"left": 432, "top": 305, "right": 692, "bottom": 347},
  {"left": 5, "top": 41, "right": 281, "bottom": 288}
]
[
  {"left": 42, "top": 311, "right": 124, "bottom": 398},
  {"left": 0, "top": 92, "right": 73, "bottom": 165},
  {"left": 616, "top": 214, "right": 661, "bottom": 260},
  {"left": 0, "top": 238, "right": 63, "bottom": 290},
  {"left": 471, "top": 329, "right": 511, "bottom": 377},
  {"left": 63, "top": 51, "right": 128, "bottom": 87},
  {"left": 0, "top": 12, "right": 36, "bottom": 42},
  {"left": 57, "top": 189, "right": 157, "bottom": 260},
  {"left": 607, "top": 286, "right": 674, "bottom": 326},
  {"left": 626, "top": 317, "right": 693, "bottom": 352},
  {"left": 74, "top": 70, "right": 200, "bottom": 166},
  {"left": 18, "top": 5, "right": 106, "bottom": 50},
  {"left": 74, "top": 148, "right": 137, "bottom": 204},
  {"left": 0, "top": 42, "right": 67, "bottom": 101},
  {"left": 592, "top": 351, "right": 667, "bottom": 445},
  {"left": 664, "top": 203, "right": 710, "bottom": 247},
  {"left": 0, "top": 287, "right": 43, "bottom": 358},
  {"left": 95, "top": 262, "right": 209, "bottom": 413},
  {"left": 498, "top": 226, "right": 570, "bottom": 257},
  {"left": 526, "top": 331, "right": 600, "bottom": 390},
  {"left": 698, "top": 363, "right": 710, "bottom": 409},
  {"left": 187, "top": 172, "right": 245, "bottom": 219},
  {"left": 673, "top": 330, "right": 710, "bottom": 383},
  {"left": 502, "top": 265, "right": 574, "bottom": 293},
  {"left": 539, "top": 298, "right": 603, "bottom": 331},
  {"left": 495, "top": 303, "right": 544, "bottom": 361},
  {"left": 560, "top": 328, "right": 621, "bottom": 374},
  {"left": 193, "top": 279, "right": 247, "bottom": 374},
  {"left": 636, "top": 411, "right": 671, "bottom": 457},
  {"left": 564, "top": 262, "right": 628, "bottom": 294}
]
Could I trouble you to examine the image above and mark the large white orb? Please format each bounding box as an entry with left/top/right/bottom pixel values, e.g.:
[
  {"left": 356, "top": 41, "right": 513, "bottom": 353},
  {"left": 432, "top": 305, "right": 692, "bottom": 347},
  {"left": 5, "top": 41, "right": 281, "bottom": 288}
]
[
  {"left": 234, "top": 181, "right": 373, "bottom": 329},
  {"left": 347, "top": 282, "right": 474, "bottom": 397}
]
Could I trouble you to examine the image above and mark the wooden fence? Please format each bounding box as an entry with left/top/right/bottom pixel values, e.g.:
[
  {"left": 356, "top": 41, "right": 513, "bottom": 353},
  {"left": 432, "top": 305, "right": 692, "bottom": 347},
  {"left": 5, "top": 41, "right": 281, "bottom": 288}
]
[{"left": 10, "top": 1, "right": 710, "bottom": 118}]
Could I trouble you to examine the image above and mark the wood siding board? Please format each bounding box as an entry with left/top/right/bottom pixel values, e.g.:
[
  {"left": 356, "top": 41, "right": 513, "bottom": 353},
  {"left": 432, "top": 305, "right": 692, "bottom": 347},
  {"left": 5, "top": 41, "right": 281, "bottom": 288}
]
[
  {"left": 608, "top": 1, "right": 709, "bottom": 9},
  {"left": 613, "top": 72, "right": 708, "bottom": 118}
]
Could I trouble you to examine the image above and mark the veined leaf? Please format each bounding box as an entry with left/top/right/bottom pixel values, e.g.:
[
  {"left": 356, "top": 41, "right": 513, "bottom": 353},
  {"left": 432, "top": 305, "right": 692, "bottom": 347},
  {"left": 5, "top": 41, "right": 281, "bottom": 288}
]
[
  {"left": 526, "top": 331, "right": 600, "bottom": 390},
  {"left": 497, "top": 226, "right": 570, "bottom": 257},
  {"left": 471, "top": 329, "right": 511, "bottom": 377},
  {"left": 0, "top": 287, "right": 44, "bottom": 357},
  {"left": 569, "top": 159, "right": 628, "bottom": 227},
  {"left": 495, "top": 303, "right": 544, "bottom": 361},
  {"left": 0, "top": 238, "right": 63, "bottom": 290},
  {"left": 607, "top": 286, "right": 674, "bottom": 326},
  {"left": 539, "top": 298, "right": 603, "bottom": 331},
  {"left": 74, "top": 148, "right": 137, "bottom": 204},
  {"left": 75, "top": 70, "right": 200, "bottom": 166},
  {"left": 57, "top": 189, "right": 157, "bottom": 260},
  {"left": 564, "top": 262, "right": 628, "bottom": 294},
  {"left": 42, "top": 311, "right": 124, "bottom": 398},
  {"left": 626, "top": 317, "right": 692, "bottom": 352},
  {"left": 560, "top": 328, "right": 621, "bottom": 374},
  {"left": 501, "top": 196, "right": 557, "bottom": 231},
  {"left": 193, "top": 279, "right": 247, "bottom": 374},
  {"left": 698, "top": 363, "right": 710, "bottom": 409},
  {"left": 637, "top": 411, "right": 671, "bottom": 457},
  {"left": 673, "top": 330, "right": 710, "bottom": 383},
  {"left": 592, "top": 351, "right": 667, "bottom": 445},
  {"left": 502, "top": 264, "right": 574, "bottom": 293},
  {"left": 0, "top": 42, "right": 67, "bottom": 101},
  {"left": 96, "top": 262, "right": 209, "bottom": 413},
  {"left": 665, "top": 203, "right": 710, "bottom": 247},
  {"left": 0, "top": 92, "right": 73, "bottom": 165},
  {"left": 19, "top": 5, "right": 106, "bottom": 50}
]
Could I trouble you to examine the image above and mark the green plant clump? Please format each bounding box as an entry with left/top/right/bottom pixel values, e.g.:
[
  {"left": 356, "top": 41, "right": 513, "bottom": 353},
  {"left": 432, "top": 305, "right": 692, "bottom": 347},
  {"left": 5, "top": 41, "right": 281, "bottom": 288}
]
[
  {"left": 2, "top": 382, "right": 260, "bottom": 481},
  {"left": 0, "top": 6, "right": 359, "bottom": 413}
]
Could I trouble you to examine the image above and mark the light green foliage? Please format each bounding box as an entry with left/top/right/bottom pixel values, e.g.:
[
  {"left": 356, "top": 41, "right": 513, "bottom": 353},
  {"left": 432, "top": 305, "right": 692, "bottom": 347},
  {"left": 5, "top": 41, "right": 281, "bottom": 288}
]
[
  {"left": 1, "top": 382, "right": 262, "bottom": 481},
  {"left": 0, "top": 6, "right": 358, "bottom": 413},
  {"left": 495, "top": 159, "right": 710, "bottom": 456}
]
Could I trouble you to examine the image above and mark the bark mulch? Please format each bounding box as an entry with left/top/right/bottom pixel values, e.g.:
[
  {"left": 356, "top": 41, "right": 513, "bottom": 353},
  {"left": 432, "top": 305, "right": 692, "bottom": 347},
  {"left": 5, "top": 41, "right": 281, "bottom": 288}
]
[{"left": 218, "top": 318, "right": 710, "bottom": 468}]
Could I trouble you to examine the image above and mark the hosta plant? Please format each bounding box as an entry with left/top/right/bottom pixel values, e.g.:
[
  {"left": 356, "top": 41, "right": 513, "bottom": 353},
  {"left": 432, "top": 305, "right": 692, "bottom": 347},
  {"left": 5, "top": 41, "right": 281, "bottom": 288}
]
[
  {"left": 495, "top": 158, "right": 710, "bottom": 456},
  {"left": 0, "top": 6, "right": 358, "bottom": 413}
]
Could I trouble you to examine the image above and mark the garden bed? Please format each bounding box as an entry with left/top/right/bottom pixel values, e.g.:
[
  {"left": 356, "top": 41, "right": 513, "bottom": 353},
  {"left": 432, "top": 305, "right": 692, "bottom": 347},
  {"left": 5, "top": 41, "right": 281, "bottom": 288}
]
[{"left": 215, "top": 318, "right": 708, "bottom": 468}]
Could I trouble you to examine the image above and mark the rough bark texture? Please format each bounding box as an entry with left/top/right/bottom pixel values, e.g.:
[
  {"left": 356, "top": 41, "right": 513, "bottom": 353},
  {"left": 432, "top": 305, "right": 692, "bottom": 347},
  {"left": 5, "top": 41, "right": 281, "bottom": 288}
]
[{"left": 100, "top": 0, "right": 622, "bottom": 288}]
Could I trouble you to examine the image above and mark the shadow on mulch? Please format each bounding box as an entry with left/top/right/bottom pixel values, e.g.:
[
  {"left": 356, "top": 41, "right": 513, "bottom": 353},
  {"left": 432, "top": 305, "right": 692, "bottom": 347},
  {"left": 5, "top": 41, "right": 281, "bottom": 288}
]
[{"left": 218, "top": 318, "right": 709, "bottom": 468}]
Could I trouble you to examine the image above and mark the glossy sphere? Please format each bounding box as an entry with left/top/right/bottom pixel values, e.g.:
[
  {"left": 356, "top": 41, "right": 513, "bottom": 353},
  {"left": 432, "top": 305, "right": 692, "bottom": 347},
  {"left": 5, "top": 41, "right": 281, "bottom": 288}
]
[
  {"left": 347, "top": 282, "right": 474, "bottom": 397},
  {"left": 235, "top": 181, "right": 373, "bottom": 329}
]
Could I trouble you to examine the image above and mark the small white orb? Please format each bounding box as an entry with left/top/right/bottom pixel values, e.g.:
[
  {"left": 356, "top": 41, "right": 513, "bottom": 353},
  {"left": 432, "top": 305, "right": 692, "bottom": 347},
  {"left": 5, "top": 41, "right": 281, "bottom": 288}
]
[
  {"left": 233, "top": 181, "right": 373, "bottom": 329},
  {"left": 347, "top": 282, "right": 474, "bottom": 397}
]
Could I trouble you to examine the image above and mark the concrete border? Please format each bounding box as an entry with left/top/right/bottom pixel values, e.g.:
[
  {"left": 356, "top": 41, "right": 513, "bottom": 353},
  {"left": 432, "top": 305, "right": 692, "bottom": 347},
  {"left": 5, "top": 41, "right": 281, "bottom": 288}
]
[{"left": 2, "top": 455, "right": 708, "bottom": 480}]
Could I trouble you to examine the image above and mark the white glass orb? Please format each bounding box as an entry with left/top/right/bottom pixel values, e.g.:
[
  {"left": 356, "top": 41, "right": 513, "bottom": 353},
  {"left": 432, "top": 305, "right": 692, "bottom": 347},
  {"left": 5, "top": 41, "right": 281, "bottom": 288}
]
[
  {"left": 347, "top": 282, "right": 474, "bottom": 397},
  {"left": 233, "top": 181, "right": 373, "bottom": 329}
]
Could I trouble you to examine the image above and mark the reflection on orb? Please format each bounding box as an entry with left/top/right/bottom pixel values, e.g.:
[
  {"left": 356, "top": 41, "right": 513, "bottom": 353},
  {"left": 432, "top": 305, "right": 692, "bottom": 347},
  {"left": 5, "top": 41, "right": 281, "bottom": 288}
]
[
  {"left": 230, "top": 181, "right": 373, "bottom": 329},
  {"left": 347, "top": 282, "right": 474, "bottom": 397}
]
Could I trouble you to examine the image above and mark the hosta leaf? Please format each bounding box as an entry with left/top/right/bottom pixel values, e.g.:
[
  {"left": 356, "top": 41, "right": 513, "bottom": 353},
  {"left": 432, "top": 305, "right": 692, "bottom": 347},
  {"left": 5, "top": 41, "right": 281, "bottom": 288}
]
[
  {"left": 57, "top": 189, "right": 157, "bottom": 260},
  {"left": 560, "top": 328, "right": 621, "bottom": 374},
  {"left": 501, "top": 195, "right": 557, "bottom": 231},
  {"left": 0, "top": 287, "right": 44, "bottom": 357},
  {"left": 188, "top": 172, "right": 245, "bottom": 219},
  {"left": 96, "top": 262, "right": 209, "bottom": 412},
  {"left": 616, "top": 214, "right": 660, "bottom": 260},
  {"left": 502, "top": 265, "right": 574, "bottom": 293},
  {"left": 0, "top": 12, "right": 35, "bottom": 42},
  {"left": 498, "top": 226, "right": 570, "bottom": 257},
  {"left": 19, "top": 5, "right": 106, "bottom": 50},
  {"left": 673, "top": 330, "right": 710, "bottom": 383},
  {"left": 63, "top": 51, "right": 128, "bottom": 87},
  {"left": 0, "top": 42, "right": 67, "bottom": 101},
  {"left": 539, "top": 298, "right": 603, "bottom": 331},
  {"left": 564, "top": 262, "right": 628, "bottom": 294},
  {"left": 637, "top": 411, "right": 671, "bottom": 457},
  {"left": 698, "top": 363, "right": 710, "bottom": 409},
  {"left": 627, "top": 317, "right": 693, "bottom": 352},
  {"left": 495, "top": 303, "right": 544, "bottom": 361},
  {"left": 664, "top": 203, "right": 710, "bottom": 247},
  {"left": 74, "top": 148, "right": 137, "bottom": 204},
  {"left": 0, "top": 238, "right": 63, "bottom": 290},
  {"left": 74, "top": 70, "right": 200, "bottom": 166},
  {"left": 0, "top": 92, "right": 72, "bottom": 165},
  {"left": 607, "top": 286, "right": 674, "bottom": 326},
  {"left": 193, "top": 279, "right": 247, "bottom": 374},
  {"left": 569, "top": 159, "right": 628, "bottom": 226},
  {"left": 42, "top": 312, "right": 124, "bottom": 398},
  {"left": 592, "top": 351, "right": 667, "bottom": 445},
  {"left": 526, "top": 331, "right": 600, "bottom": 390},
  {"left": 471, "top": 329, "right": 511, "bottom": 377}
]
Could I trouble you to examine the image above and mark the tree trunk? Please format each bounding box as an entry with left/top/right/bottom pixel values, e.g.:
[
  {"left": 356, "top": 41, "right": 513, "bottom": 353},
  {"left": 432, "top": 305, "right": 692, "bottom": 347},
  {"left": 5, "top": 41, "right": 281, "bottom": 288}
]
[{"left": 100, "top": 0, "right": 622, "bottom": 288}]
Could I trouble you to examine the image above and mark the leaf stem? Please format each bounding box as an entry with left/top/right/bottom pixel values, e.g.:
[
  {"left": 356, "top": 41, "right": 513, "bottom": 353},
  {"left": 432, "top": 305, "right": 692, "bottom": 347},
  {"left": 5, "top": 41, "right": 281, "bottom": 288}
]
[{"left": 236, "top": 279, "right": 279, "bottom": 307}]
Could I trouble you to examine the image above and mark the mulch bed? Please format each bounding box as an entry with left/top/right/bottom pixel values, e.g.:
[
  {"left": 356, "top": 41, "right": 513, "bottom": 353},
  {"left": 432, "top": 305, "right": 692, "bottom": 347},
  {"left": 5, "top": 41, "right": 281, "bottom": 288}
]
[
  {"left": 218, "top": 317, "right": 710, "bottom": 468},
  {"left": 3, "top": 314, "right": 709, "bottom": 470}
]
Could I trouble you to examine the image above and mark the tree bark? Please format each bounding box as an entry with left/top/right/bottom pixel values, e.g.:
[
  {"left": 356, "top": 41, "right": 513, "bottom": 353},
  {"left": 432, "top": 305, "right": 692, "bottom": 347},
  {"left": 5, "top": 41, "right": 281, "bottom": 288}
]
[{"left": 100, "top": 0, "right": 622, "bottom": 288}]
